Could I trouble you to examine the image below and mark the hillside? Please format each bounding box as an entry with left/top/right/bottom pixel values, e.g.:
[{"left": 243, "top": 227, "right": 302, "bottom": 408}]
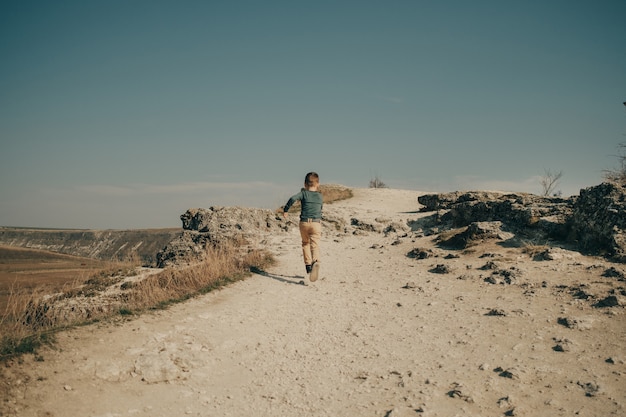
[{"left": 0, "top": 227, "right": 180, "bottom": 265}]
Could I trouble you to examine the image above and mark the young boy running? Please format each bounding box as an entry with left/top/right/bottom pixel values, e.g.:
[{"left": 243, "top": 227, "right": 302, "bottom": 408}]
[{"left": 282, "top": 172, "right": 323, "bottom": 283}]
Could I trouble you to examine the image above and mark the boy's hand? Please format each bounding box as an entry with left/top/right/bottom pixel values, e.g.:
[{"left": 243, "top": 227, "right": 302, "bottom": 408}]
[{"left": 282, "top": 212, "right": 288, "bottom": 219}]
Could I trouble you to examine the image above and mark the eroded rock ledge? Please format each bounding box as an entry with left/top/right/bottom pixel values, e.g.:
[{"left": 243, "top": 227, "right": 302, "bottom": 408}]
[
  {"left": 156, "top": 206, "right": 285, "bottom": 267},
  {"left": 418, "top": 182, "right": 626, "bottom": 262}
]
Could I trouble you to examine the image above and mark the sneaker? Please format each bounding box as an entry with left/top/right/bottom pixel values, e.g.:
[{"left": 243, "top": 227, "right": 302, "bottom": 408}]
[
  {"left": 309, "top": 261, "right": 320, "bottom": 282},
  {"left": 305, "top": 264, "right": 312, "bottom": 274}
]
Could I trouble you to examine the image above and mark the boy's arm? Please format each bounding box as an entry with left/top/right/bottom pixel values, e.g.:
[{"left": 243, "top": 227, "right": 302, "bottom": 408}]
[{"left": 282, "top": 192, "right": 303, "bottom": 218}]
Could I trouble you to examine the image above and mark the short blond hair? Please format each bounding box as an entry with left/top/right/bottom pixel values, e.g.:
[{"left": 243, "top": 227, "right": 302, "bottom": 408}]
[{"left": 305, "top": 172, "right": 319, "bottom": 186}]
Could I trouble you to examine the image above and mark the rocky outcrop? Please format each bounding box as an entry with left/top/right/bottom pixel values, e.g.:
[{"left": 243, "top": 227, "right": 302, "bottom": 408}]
[
  {"left": 418, "top": 191, "right": 574, "bottom": 239},
  {"left": 417, "top": 183, "right": 626, "bottom": 262},
  {"left": 568, "top": 182, "right": 626, "bottom": 262},
  {"left": 156, "top": 206, "right": 285, "bottom": 267}
]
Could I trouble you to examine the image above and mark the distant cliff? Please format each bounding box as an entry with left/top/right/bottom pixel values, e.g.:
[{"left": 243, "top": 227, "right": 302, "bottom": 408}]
[{"left": 0, "top": 227, "right": 180, "bottom": 265}]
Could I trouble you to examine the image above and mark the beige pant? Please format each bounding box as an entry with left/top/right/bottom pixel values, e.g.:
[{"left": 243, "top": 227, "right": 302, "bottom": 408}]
[{"left": 299, "top": 221, "right": 321, "bottom": 265}]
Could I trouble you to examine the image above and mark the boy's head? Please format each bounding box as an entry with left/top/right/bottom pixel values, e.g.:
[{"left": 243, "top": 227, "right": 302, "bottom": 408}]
[{"left": 304, "top": 172, "right": 319, "bottom": 187}]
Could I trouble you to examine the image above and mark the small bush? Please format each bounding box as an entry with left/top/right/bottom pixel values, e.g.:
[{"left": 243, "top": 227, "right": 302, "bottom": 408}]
[{"left": 369, "top": 175, "right": 388, "bottom": 189}]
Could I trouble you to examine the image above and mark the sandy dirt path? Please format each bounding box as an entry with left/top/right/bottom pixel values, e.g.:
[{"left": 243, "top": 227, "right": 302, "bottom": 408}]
[{"left": 3, "top": 188, "right": 625, "bottom": 416}]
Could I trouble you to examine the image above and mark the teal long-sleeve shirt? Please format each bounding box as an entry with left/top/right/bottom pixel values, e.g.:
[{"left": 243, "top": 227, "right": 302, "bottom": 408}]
[{"left": 284, "top": 189, "right": 323, "bottom": 221}]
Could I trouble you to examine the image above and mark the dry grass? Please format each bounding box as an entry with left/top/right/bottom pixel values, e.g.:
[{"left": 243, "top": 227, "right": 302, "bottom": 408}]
[
  {"left": 0, "top": 258, "right": 141, "bottom": 359},
  {"left": 0, "top": 243, "right": 274, "bottom": 361},
  {"left": 320, "top": 184, "right": 353, "bottom": 203},
  {"left": 128, "top": 245, "right": 273, "bottom": 310},
  {"left": 521, "top": 242, "right": 550, "bottom": 258}
]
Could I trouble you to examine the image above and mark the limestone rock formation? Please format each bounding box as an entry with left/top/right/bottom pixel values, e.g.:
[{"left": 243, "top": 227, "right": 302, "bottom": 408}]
[
  {"left": 156, "top": 206, "right": 284, "bottom": 267},
  {"left": 418, "top": 191, "right": 573, "bottom": 239},
  {"left": 569, "top": 182, "right": 626, "bottom": 262},
  {"left": 417, "top": 183, "right": 626, "bottom": 262}
]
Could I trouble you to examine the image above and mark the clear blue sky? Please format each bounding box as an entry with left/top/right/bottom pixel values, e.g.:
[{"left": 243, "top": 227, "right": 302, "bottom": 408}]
[{"left": 1, "top": 1, "right": 625, "bottom": 229}]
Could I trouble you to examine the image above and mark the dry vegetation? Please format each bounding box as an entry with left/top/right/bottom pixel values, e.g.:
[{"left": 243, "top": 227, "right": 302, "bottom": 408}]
[
  {"left": 0, "top": 243, "right": 273, "bottom": 361},
  {"left": 0, "top": 246, "right": 114, "bottom": 311},
  {"left": 126, "top": 245, "right": 273, "bottom": 310}
]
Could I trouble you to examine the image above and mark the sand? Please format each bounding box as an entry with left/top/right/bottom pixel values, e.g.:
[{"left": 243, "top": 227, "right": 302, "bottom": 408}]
[{"left": 2, "top": 188, "right": 625, "bottom": 416}]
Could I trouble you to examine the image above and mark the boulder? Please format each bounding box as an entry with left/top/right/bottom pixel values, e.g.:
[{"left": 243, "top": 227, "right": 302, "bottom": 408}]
[{"left": 568, "top": 182, "right": 626, "bottom": 262}]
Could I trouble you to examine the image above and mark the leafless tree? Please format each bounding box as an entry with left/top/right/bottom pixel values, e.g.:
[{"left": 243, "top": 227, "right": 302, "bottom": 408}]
[
  {"left": 603, "top": 142, "right": 626, "bottom": 185},
  {"left": 540, "top": 169, "right": 563, "bottom": 197},
  {"left": 369, "top": 175, "right": 388, "bottom": 189}
]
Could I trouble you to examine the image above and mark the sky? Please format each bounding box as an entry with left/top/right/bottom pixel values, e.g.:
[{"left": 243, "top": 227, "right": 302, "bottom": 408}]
[{"left": 1, "top": 1, "right": 625, "bottom": 229}]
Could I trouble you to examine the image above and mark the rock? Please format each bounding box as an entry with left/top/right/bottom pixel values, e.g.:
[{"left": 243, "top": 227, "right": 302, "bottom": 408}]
[
  {"left": 494, "top": 366, "right": 521, "bottom": 380},
  {"left": 485, "top": 308, "right": 506, "bottom": 316},
  {"left": 419, "top": 191, "right": 572, "bottom": 234},
  {"left": 418, "top": 183, "right": 626, "bottom": 263},
  {"left": 383, "top": 221, "right": 410, "bottom": 236},
  {"left": 534, "top": 248, "right": 564, "bottom": 261},
  {"left": 407, "top": 248, "right": 432, "bottom": 259},
  {"left": 484, "top": 267, "right": 521, "bottom": 285},
  {"left": 569, "top": 182, "right": 626, "bottom": 262},
  {"left": 430, "top": 264, "right": 451, "bottom": 274},
  {"left": 602, "top": 267, "right": 625, "bottom": 280},
  {"left": 557, "top": 316, "right": 594, "bottom": 330},
  {"left": 446, "top": 382, "right": 474, "bottom": 403},
  {"left": 181, "top": 206, "right": 282, "bottom": 234},
  {"left": 350, "top": 218, "right": 381, "bottom": 233},
  {"left": 552, "top": 338, "right": 573, "bottom": 352},
  {"left": 593, "top": 295, "right": 622, "bottom": 308},
  {"left": 577, "top": 381, "right": 601, "bottom": 397},
  {"left": 480, "top": 260, "right": 500, "bottom": 270},
  {"left": 157, "top": 206, "right": 283, "bottom": 267},
  {"left": 438, "top": 221, "right": 513, "bottom": 249}
]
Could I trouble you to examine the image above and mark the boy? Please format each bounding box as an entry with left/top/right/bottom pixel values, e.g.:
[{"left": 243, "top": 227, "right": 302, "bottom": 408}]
[{"left": 283, "top": 172, "right": 323, "bottom": 283}]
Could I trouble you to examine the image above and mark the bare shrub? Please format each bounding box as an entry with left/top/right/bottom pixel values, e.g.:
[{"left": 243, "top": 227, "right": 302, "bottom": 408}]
[
  {"left": 369, "top": 175, "right": 388, "bottom": 189},
  {"left": 540, "top": 169, "right": 563, "bottom": 196}
]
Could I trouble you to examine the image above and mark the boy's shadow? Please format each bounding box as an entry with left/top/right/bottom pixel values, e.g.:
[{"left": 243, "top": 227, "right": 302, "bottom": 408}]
[{"left": 250, "top": 267, "right": 304, "bottom": 285}]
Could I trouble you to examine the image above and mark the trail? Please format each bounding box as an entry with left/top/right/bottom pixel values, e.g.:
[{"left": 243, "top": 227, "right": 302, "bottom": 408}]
[{"left": 3, "top": 189, "right": 625, "bottom": 417}]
